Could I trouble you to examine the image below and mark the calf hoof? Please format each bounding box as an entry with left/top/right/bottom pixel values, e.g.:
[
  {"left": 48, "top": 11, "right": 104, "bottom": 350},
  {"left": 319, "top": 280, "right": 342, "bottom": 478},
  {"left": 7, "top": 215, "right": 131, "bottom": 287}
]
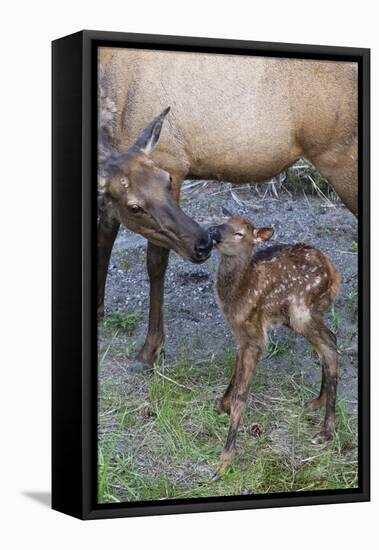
[
  {"left": 212, "top": 449, "right": 235, "bottom": 480},
  {"left": 311, "top": 431, "right": 332, "bottom": 445},
  {"left": 305, "top": 396, "right": 326, "bottom": 409}
]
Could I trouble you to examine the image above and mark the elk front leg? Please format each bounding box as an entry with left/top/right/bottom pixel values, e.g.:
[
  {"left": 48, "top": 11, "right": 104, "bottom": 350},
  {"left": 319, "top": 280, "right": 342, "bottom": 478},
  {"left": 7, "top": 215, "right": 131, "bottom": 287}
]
[
  {"left": 97, "top": 213, "right": 120, "bottom": 317},
  {"left": 214, "top": 343, "right": 262, "bottom": 478},
  {"left": 132, "top": 243, "right": 169, "bottom": 371}
]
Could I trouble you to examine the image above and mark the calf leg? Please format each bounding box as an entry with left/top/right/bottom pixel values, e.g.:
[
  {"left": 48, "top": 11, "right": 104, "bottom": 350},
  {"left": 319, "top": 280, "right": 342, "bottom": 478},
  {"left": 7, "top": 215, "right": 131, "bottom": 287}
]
[
  {"left": 305, "top": 330, "right": 337, "bottom": 409},
  {"left": 217, "top": 352, "right": 239, "bottom": 415},
  {"left": 215, "top": 343, "right": 262, "bottom": 477},
  {"left": 302, "top": 322, "right": 338, "bottom": 443},
  {"left": 97, "top": 211, "right": 120, "bottom": 317},
  {"left": 305, "top": 357, "right": 327, "bottom": 409},
  {"left": 131, "top": 243, "right": 169, "bottom": 371}
]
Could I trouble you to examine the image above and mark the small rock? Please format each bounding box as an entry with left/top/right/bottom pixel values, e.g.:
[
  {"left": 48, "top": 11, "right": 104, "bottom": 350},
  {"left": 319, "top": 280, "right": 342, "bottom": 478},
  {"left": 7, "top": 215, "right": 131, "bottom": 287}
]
[
  {"left": 247, "top": 422, "right": 263, "bottom": 437},
  {"left": 140, "top": 403, "right": 156, "bottom": 419}
]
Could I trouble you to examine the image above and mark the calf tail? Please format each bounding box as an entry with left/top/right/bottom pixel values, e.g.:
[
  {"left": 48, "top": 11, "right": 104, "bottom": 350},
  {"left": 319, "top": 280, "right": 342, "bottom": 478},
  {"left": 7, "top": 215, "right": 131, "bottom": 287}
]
[{"left": 325, "top": 255, "right": 340, "bottom": 303}]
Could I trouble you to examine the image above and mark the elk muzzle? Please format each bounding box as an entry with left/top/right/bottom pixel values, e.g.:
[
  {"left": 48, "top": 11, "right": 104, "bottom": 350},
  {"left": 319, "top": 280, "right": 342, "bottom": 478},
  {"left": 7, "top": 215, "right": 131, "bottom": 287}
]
[{"left": 194, "top": 235, "right": 213, "bottom": 260}]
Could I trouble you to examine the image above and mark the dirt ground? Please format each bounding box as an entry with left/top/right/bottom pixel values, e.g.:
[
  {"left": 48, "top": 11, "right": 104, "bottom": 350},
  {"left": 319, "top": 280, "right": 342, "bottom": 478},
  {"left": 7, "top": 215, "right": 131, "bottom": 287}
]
[{"left": 98, "top": 173, "right": 358, "bottom": 503}]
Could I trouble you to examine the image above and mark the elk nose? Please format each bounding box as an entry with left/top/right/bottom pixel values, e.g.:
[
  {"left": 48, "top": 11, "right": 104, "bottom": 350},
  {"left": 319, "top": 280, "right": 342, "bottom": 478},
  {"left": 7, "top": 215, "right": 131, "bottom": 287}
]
[{"left": 194, "top": 236, "right": 212, "bottom": 259}]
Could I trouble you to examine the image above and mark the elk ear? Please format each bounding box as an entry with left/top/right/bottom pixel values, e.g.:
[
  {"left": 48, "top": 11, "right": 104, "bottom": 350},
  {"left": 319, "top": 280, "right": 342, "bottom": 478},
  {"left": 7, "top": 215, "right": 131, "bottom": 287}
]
[
  {"left": 134, "top": 107, "right": 171, "bottom": 155},
  {"left": 254, "top": 227, "right": 274, "bottom": 242},
  {"left": 222, "top": 207, "right": 233, "bottom": 217}
]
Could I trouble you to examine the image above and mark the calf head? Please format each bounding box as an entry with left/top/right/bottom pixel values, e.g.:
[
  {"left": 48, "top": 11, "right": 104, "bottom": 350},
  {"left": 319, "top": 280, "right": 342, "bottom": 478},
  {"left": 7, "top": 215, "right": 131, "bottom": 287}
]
[
  {"left": 99, "top": 107, "right": 212, "bottom": 263},
  {"left": 208, "top": 216, "right": 273, "bottom": 256}
]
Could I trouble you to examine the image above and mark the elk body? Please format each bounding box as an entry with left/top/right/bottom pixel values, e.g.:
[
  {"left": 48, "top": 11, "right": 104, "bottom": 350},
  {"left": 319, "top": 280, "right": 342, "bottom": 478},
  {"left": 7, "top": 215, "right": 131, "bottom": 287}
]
[
  {"left": 98, "top": 48, "right": 356, "bottom": 370},
  {"left": 208, "top": 216, "right": 340, "bottom": 476}
]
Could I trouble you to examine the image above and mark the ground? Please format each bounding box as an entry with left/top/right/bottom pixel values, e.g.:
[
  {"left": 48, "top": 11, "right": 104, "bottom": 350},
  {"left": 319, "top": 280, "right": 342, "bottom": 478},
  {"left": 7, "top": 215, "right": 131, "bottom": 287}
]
[{"left": 98, "top": 165, "right": 358, "bottom": 504}]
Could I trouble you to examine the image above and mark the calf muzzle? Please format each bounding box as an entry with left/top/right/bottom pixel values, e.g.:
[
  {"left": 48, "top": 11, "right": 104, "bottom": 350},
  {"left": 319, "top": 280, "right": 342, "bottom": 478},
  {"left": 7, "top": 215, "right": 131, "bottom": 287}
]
[{"left": 208, "top": 225, "right": 221, "bottom": 244}]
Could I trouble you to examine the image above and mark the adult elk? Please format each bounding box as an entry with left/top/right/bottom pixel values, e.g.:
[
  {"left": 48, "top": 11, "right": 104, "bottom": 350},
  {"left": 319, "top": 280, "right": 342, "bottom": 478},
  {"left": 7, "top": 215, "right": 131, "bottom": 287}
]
[{"left": 98, "top": 48, "right": 357, "bottom": 371}]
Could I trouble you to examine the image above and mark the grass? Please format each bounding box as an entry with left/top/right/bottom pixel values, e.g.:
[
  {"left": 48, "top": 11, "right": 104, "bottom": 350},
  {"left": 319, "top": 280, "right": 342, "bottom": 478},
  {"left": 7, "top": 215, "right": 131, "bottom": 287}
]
[
  {"left": 104, "top": 310, "right": 142, "bottom": 336},
  {"left": 329, "top": 304, "right": 340, "bottom": 335},
  {"left": 347, "top": 289, "right": 358, "bottom": 319},
  {"left": 265, "top": 334, "right": 292, "bottom": 359},
  {"left": 280, "top": 160, "right": 338, "bottom": 203},
  {"left": 98, "top": 349, "right": 358, "bottom": 503}
]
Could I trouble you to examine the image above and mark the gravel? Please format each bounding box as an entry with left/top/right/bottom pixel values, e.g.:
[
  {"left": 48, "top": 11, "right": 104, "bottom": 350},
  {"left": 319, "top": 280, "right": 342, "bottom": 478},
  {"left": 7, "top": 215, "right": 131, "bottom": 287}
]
[{"left": 100, "top": 180, "right": 358, "bottom": 410}]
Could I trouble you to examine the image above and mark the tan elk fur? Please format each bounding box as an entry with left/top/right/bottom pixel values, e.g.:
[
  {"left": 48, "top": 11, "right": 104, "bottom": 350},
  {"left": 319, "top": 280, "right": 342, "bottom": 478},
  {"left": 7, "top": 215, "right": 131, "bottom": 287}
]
[
  {"left": 97, "top": 47, "right": 355, "bottom": 370},
  {"left": 100, "top": 48, "right": 357, "bottom": 213}
]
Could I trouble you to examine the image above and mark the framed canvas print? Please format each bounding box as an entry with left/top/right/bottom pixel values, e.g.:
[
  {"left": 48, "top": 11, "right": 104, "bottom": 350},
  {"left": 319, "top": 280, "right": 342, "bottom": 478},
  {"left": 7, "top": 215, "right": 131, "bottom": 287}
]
[{"left": 52, "top": 30, "right": 370, "bottom": 519}]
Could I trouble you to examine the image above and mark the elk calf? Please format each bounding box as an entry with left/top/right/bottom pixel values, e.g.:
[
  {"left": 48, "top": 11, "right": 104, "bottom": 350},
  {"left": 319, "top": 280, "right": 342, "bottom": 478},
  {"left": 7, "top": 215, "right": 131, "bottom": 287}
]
[{"left": 208, "top": 216, "right": 340, "bottom": 476}]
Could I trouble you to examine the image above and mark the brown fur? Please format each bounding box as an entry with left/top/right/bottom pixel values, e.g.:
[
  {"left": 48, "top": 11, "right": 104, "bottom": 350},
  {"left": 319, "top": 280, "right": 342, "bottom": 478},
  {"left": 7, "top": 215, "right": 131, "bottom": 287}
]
[
  {"left": 97, "top": 48, "right": 355, "bottom": 368},
  {"left": 209, "top": 216, "right": 340, "bottom": 476},
  {"left": 97, "top": 110, "right": 212, "bottom": 368}
]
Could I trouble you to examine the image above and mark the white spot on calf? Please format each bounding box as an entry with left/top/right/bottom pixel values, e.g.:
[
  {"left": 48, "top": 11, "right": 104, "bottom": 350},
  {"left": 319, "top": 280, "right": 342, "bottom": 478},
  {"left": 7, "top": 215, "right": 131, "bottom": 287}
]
[
  {"left": 289, "top": 301, "right": 311, "bottom": 332},
  {"left": 235, "top": 312, "right": 246, "bottom": 324}
]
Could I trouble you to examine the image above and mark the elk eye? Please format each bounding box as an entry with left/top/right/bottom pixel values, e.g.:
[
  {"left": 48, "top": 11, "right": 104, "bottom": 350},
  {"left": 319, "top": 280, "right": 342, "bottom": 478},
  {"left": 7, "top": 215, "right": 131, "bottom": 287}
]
[
  {"left": 127, "top": 204, "right": 142, "bottom": 214},
  {"left": 235, "top": 232, "right": 244, "bottom": 238}
]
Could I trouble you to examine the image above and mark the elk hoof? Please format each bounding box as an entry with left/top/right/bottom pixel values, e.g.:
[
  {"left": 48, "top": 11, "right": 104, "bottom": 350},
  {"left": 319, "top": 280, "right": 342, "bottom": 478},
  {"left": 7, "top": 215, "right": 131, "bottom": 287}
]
[
  {"left": 128, "top": 359, "right": 152, "bottom": 374},
  {"left": 311, "top": 431, "right": 332, "bottom": 445}
]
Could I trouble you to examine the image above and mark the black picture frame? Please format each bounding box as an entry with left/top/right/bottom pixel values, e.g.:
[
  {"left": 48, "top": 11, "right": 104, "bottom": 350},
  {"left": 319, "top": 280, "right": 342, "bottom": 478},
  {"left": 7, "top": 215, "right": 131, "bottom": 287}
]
[{"left": 52, "top": 30, "right": 370, "bottom": 520}]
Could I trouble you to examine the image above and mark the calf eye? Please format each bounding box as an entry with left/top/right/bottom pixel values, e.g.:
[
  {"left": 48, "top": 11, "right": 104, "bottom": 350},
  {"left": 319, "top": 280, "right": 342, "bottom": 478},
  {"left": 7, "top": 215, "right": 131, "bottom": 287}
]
[
  {"left": 235, "top": 232, "right": 244, "bottom": 238},
  {"left": 127, "top": 204, "right": 142, "bottom": 214}
]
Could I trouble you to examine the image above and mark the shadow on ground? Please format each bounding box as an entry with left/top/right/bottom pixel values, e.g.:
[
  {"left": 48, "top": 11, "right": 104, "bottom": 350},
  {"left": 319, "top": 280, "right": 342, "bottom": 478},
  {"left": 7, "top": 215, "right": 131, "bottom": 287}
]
[{"left": 23, "top": 491, "right": 51, "bottom": 508}]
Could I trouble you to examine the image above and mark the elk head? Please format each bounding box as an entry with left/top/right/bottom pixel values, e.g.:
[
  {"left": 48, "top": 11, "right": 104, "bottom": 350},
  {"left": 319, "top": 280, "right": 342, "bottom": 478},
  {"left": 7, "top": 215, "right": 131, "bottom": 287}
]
[{"left": 98, "top": 107, "right": 212, "bottom": 263}]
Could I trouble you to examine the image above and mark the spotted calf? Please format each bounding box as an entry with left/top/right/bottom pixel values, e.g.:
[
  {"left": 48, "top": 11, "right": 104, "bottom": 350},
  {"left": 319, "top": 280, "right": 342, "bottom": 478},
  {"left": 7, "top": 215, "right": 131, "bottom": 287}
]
[{"left": 208, "top": 216, "right": 340, "bottom": 477}]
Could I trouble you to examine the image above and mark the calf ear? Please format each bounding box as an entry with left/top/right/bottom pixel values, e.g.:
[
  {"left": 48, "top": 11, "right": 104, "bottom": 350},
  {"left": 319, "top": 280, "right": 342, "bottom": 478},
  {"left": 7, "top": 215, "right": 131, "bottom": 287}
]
[
  {"left": 134, "top": 107, "right": 171, "bottom": 155},
  {"left": 222, "top": 207, "right": 233, "bottom": 217},
  {"left": 254, "top": 227, "right": 274, "bottom": 242}
]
